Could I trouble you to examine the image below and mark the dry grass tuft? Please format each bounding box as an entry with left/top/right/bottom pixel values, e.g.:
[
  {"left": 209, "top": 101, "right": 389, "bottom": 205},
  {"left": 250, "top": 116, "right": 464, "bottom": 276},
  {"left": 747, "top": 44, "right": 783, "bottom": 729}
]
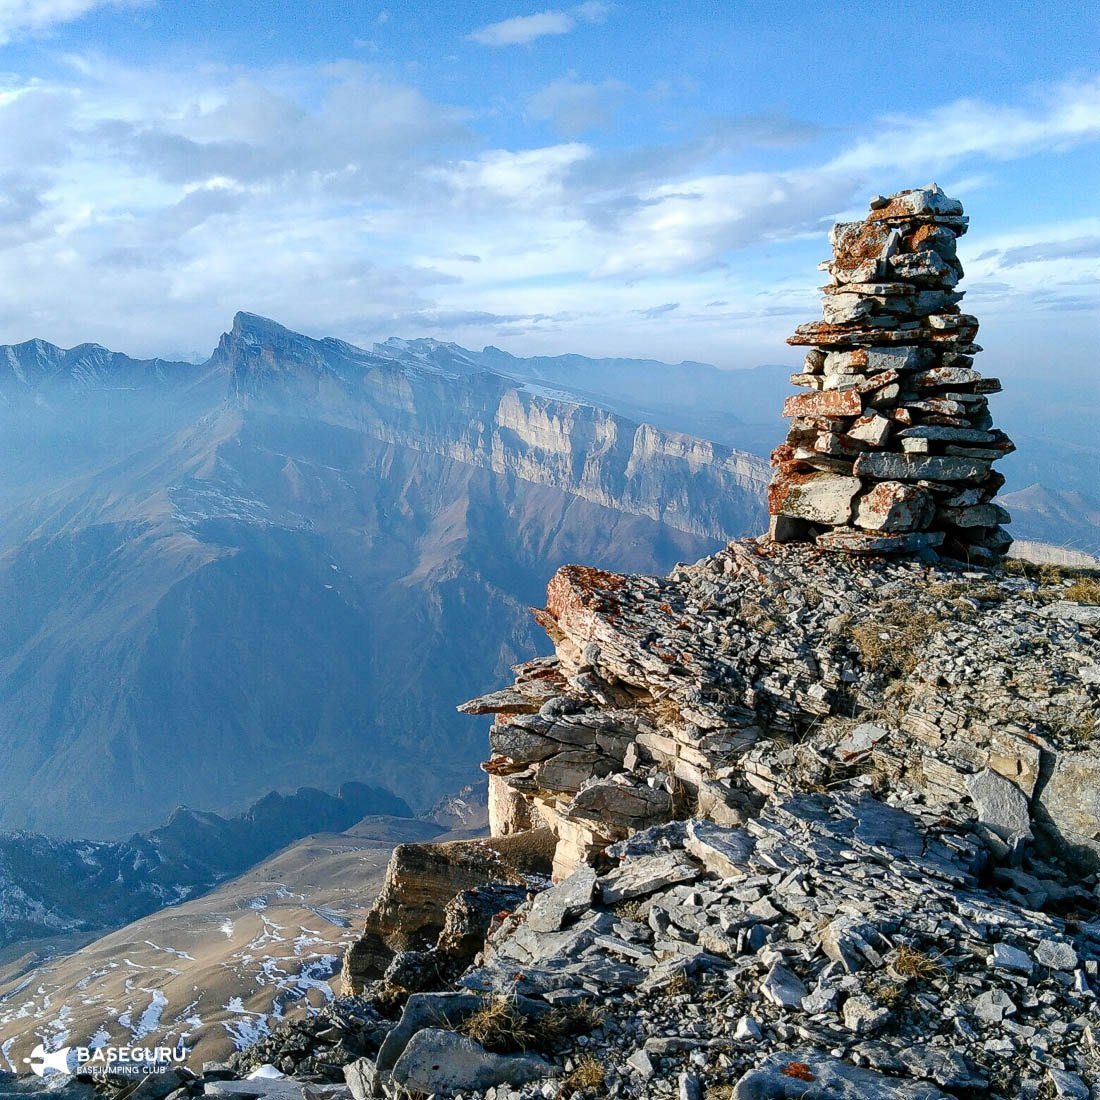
[
  {"left": 612, "top": 898, "right": 648, "bottom": 922},
  {"left": 665, "top": 969, "right": 691, "bottom": 997},
  {"left": 891, "top": 944, "right": 946, "bottom": 981},
  {"left": 1065, "top": 578, "right": 1100, "bottom": 604},
  {"left": 851, "top": 601, "right": 940, "bottom": 677},
  {"left": 561, "top": 1054, "right": 605, "bottom": 1096},
  {"left": 867, "top": 977, "right": 905, "bottom": 1006},
  {"left": 459, "top": 996, "right": 539, "bottom": 1052},
  {"left": 457, "top": 996, "right": 603, "bottom": 1054}
]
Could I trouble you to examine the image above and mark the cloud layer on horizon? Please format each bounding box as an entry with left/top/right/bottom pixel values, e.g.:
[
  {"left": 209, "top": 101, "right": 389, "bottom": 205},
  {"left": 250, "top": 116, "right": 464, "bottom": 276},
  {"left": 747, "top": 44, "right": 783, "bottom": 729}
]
[{"left": 0, "top": 46, "right": 1096, "bottom": 368}]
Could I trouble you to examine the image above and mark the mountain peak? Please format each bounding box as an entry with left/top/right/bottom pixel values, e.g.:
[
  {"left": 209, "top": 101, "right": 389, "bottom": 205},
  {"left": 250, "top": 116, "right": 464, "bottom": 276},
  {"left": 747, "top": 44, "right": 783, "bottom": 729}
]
[{"left": 231, "top": 312, "right": 295, "bottom": 344}]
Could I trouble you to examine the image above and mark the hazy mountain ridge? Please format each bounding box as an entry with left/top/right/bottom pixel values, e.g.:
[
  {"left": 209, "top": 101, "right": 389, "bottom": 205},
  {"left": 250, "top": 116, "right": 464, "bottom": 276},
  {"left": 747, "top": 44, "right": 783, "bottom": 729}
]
[
  {"left": 0, "top": 314, "right": 1090, "bottom": 840},
  {"left": 0, "top": 315, "right": 768, "bottom": 840},
  {"left": 0, "top": 783, "right": 409, "bottom": 949}
]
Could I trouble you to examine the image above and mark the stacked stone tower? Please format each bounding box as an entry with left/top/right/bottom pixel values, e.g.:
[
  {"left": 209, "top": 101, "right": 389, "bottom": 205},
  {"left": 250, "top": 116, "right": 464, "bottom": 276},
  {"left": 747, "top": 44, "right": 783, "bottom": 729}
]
[{"left": 768, "top": 185, "right": 1013, "bottom": 562}]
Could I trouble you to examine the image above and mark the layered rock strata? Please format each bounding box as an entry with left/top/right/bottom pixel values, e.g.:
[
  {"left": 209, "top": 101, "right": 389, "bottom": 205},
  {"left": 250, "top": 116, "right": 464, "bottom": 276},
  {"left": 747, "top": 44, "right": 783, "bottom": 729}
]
[
  {"left": 768, "top": 185, "right": 1014, "bottom": 561},
  {"left": 341, "top": 830, "right": 554, "bottom": 993},
  {"left": 466, "top": 542, "right": 1099, "bottom": 880}
]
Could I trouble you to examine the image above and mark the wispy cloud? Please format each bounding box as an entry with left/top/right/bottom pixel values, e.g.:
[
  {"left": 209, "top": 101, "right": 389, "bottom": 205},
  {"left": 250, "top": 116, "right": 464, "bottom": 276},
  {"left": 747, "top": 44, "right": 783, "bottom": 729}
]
[
  {"left": 0, "top": 49, "right": 1096, "bottom": 369},
  {"left": 829, "top": 77, "right": 1100, "bottom": 173},
  {"left": 0, "top": 0, "right": 151, "bottom": 43},
  {"left": 527, "top": 75, "right": 626, "bottom": 137},
  {"left": 469, "top": 2, "right": 609, "bottom": 47},
  {"left": 997, "top": 235, "right": 1100, "bottom": 267}
]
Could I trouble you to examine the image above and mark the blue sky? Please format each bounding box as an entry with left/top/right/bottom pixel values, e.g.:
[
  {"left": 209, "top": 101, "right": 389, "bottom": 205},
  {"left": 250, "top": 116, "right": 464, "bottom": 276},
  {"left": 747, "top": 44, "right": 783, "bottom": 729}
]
[{"left": 0, "top": 0, "right": 1097, "bottom": 374}]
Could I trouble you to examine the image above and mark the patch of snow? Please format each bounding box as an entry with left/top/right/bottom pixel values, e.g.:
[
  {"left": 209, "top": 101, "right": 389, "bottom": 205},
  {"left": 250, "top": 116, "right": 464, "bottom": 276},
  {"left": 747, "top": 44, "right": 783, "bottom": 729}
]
[
  {"left": 144, "top": 940, "right": 195, "bottom": 961},
  {"left": 130, "top": 990, "right": 168, "bottom": 1040}
]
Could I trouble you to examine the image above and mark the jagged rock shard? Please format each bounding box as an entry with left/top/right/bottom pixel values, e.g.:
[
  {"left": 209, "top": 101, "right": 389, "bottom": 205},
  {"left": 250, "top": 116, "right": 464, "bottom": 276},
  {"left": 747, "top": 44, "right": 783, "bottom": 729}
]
[{"left": 767, "top": 184, "right": 1013, "bottom": 562}]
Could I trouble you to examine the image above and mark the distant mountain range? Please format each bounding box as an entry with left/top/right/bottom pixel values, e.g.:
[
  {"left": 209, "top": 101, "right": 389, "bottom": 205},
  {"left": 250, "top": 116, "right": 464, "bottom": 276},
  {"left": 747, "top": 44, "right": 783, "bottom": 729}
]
[
  {"left": 0, "top": 314, "right": 769, "bottom": 839},
  {"left": 0, "top": 783, "right": 408, "bottom": 948}
]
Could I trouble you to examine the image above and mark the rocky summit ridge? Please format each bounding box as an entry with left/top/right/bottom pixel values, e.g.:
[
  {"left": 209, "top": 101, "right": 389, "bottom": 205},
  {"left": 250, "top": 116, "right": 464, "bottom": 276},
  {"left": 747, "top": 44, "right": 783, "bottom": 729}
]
[{"left": 180, "top": 545, "right": 1100, "bottom": 1100}]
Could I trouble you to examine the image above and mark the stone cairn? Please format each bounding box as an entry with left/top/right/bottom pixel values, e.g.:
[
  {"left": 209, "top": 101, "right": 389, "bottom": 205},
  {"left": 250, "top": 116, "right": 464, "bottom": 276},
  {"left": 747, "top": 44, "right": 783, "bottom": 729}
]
[{"left": 768, "top": 184, "right": 1014, "bottom": 562}]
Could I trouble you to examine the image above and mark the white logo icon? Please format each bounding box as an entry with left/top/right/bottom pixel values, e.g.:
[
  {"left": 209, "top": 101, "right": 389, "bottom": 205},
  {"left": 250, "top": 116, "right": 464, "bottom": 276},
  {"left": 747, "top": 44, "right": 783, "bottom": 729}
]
[{"left": 23, "top": 1044, "right": 74, "bottom": 1076}]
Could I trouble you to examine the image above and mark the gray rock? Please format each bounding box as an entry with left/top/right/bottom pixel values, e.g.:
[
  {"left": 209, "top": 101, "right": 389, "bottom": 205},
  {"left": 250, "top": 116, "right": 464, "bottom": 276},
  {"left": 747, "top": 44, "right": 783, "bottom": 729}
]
[
  {"left": 1036, "top": 938, "right": 1078, "bottom": 971},
  {"left": 130, "top": 1074, "right": 188, "bottom": 1100},
  {"left": 1047, "top": 1069, "right": 1090, "bottom": 1099},
  {"left": 343, "top": 1058, "right": 379, "bottom": 1100},
  {"left": 389, "top": 1028, "right": 556, "bottom": 1094},
  {"left": 966, "top": 768, "right": 1031, "bottom": 849},
  {"left": 897, "top": 1047, "right": 986, "bottom": 1090},
  {"left": 972, "top": 988, "right": 1016, "bottom": 1023},
  {"left": 527, "top": 865, "right": 597, "bottom": 933},
  {"left": 773, "top": 473, "right": 861, "bottom": 525},
  {"left": 852, "top": 452, "right": 990, "bottom": 483},
  {"left": 802, "top": 985, "right": 839, "bottom": 1014},
  {"left": 820, "top": 917, "right": 883, "bottom": 973},
  {"left": 625, "top": 1049, "right": 655, "bottom": 1079},
  {"left": 731, "top": 1051, "right": 951, "bottom": 1098},
  {"left": 734, "top": 1016, "right": 762, "bottom": 1040},
  {"left": 679, "top": 1071, "right": 704, "bottom": 1100},
  {"left": 375, "top": 992, "right": 482, "bottom": 1073},
  {"left": 684, "top": 819, "right": 755, "bottom": 878},
  {"left": 760, "top": 963, "right": 808, "bottom": 1009},
  {"left": 1036, "top": 601, "right": 1100, "bottom": 627},
  {"left": 834, "top": 723, "right": 889, "bottom": 757},
  {"left": 598, "top": 851, "right": 702, "bottom": 904},
  {"left": 989, "top": 942, "right": 1033, "bottom": 976},
  {"left": 205, "top": 1084, "right": 310, "bottom": 1100},
  {"left": 841, "top": 995, "right": 891, "bottom": 1034}
]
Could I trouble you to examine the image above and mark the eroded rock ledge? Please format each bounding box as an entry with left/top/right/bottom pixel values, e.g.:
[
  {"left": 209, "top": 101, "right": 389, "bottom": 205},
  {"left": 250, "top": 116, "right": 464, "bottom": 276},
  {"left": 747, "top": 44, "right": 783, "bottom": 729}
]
[{"left": 468, "top": 540, "right": 1099, "bottom": 878}]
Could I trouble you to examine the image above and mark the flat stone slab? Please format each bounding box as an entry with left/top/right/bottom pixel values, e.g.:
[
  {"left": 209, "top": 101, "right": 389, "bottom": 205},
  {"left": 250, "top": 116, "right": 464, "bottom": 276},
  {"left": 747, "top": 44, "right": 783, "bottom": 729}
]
[
  {"left": 684, "top": 819, "right": 756, "bottom": 878},
  {"left": 390, "top": 1029, "right": 556, "bottom": 1094},
  {"left": 731, "top": 1051, "right": 952, "bottom": 1099},
  {"left": 966, "top": 768, "right": 1031, "bottom": 848},
  {"left": 527, "top": 864, "right": 597, "bottom": 933},
  {"left": 598, "top": 850, "right": 702, "bottom": 904},
  {"left": 853, "top": 452, "right": 991, "bottom": 482}
]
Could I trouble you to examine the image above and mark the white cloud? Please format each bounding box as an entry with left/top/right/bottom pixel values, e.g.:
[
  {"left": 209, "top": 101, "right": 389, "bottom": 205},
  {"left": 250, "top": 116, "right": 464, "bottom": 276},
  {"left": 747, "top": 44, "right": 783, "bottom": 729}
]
[
  {"left": 829, "top": 77, "right": 1100, "bottom": 174},
  {"left": 527, "top": 76, "right": 625, "bottom": 136},
  {"left": 469, "top": 2, "right": 609, "bottom": 46},
  {"left": 0, "top": 0, "right": 150, "bottom": 43},
  {"left": 0, "top": 49, "right": 1096, "bottom": 373},
  {"left": 470, "top": 10, "right": 574, "bottom": 46},
  {"left": 440, "top": 143, "right": 591, "bottom": 206},
  {"left": 591, "top": 171, "right": 858, "bottom": 277}
]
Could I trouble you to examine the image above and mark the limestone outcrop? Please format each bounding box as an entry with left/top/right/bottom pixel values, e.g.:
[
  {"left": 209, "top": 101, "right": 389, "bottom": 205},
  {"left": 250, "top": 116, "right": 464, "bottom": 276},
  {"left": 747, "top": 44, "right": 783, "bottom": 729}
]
[
  {"left": 467, "top": 542, "right": 1098, "bottom": 879},
  {"left": 768, "top": 186, "right": 1014, "bottom": 561},
  {"left": 341, "top": 830, "right": 554, "bottom": 994},
  {"left": 210, "top": 543, "right": 1100, "bottom": 1100}
]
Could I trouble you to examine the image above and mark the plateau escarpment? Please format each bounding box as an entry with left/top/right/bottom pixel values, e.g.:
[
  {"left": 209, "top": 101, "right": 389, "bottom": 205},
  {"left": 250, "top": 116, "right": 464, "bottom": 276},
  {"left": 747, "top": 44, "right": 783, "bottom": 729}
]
[{"left": 0, "top": 315, "right": 768, "bottom": 838}]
